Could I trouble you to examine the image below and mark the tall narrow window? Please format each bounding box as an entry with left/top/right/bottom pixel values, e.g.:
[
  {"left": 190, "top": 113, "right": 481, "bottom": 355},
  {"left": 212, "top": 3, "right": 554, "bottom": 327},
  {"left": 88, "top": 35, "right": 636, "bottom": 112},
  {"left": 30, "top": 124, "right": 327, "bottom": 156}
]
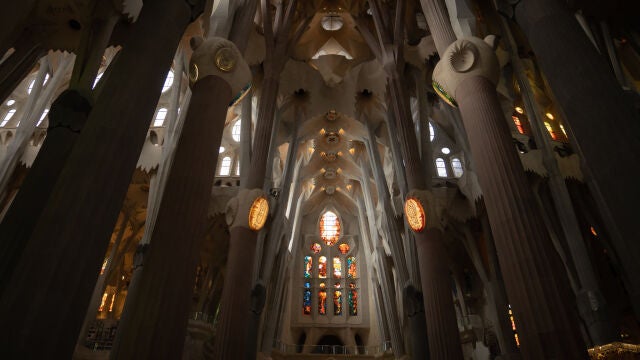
[
  {"left": 348, "top": 283, "right": 358, "bottom": 315},
  {"left": 512, "top": 116, "right": 525, "bottom": 134},
  {"left": 304, "top": 256, "right": 312, "bottom": 278},
  {"left": 347, "top": 257, "right": 357, "bottom": 278},
  {"left": 27, "top": 79, "right": 36, "bottom": 94},
  {"left": 154, "top": 108, "right": 167, "bottom": 127},
  {"left": 1, "top": 109, "right": 16, "bottom": 127},
  {"left": 318, "top": 283, "right": 327, "bottom": 315},
  {"left": 435, "top": 158, "right": 447, "bottom": 177},
  {"left": 303, "top": 282, "right": 311, "bottom": 315},
  {"left": 235, "top": 160, "right": 240, "bottom": 176},
  {"left": 37, "top": 109, "right": 49, "bottom": 126},
  {"left": 162, "top": 70, "right": 174, "bottom": 93},
  {"left": 333, "top": 288, "right": 343, "bottom": 315},
  {"left": 219, "top": 156, "right": 232, "bottom": 176},
  {"left": 333, "top": 257, "right": 342, "bottom": 279},
  {"left": 93, "top": 73, "right": 103, "bottom": 89},
  {"left": 320, "top": 211, "right": 341, "bottom": 246},
  {"left": 429, "top": 122, "right": 435, "bottom": 141},
  {"left": 451, "top": 158, "right": 463, "bottom": 178},
  {"left": 544, "top": 122, "right": 558, "bottom": 140},
  {"left": 232, "top": 120, "right": 241, "bottom": 142},
  {"left": 318, "top": 256, "right": 327, "bottom": 279}
]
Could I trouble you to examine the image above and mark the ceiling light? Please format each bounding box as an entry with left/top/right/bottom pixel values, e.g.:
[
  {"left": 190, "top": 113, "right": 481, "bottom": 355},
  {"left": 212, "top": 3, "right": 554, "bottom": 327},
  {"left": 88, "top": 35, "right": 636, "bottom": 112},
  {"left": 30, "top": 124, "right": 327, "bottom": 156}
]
[{"left": 515, "top": 106, "right": 524, "bottom": 114}]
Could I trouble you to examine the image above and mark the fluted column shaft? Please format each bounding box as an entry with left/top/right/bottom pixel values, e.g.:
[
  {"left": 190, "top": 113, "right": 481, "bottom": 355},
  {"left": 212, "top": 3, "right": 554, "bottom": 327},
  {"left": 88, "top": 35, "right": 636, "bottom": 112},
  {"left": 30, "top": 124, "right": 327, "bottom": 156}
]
[
  {"left": 415, "top": 229, "right": 463, "bottom": 359},
  {"left": 457, "top": 75, "right": 586, "bottom": 358},
  {"left": 419, "top": 0, "right": 458, "bottom": 55},
  {"left": 110, "top": 75, "right": 232, "bottom": 359},
  {"left": 515, "top": 0, "right": 640, "bottom": 318},
  {"left": 212, "top": 226, "right": 258, "bottom": 358},
  {"left": 388, "top": 72, "right": 462, "bottom": 357},
  {"left": 212, "top": 75, "right": 279, "bottom": 358},
  {"left": 0, "top": 1, "right": 194, "bottom": 357}
]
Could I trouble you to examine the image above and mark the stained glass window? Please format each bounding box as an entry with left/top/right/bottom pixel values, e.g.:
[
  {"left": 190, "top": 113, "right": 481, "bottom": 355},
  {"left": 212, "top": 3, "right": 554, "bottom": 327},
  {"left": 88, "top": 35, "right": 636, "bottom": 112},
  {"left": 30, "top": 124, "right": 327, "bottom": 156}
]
[
  {"left": 512, "top": 116, "right": 525, "bottom": 134},
  {"left": 435, "top": 158, "right": 447, "bottom": 177},
  {"left": 544, "top": 122, "right": 558, "bottom": 140},
  {"left": 219, "top": 157, "right": 232, "bottom": 176},
  {"left": 304, "top": 256, "right": 312, "bottom": 278},
  {"left": 162, "top": 70, "right": 174, "bottom": 93},
  {"left": 334, "top": 290, "right": 343, "bottom": 315},
  {"left": 347, "top": 257, "right": 357, "bottom": 278},
  {"left": 348, "top": 282, "right": 358, "bottom": 316},
  {"left": 451, "top": 158, "right": 463, "bottom": 178},
  {"left": 320, "top": 211, "right": 341, "bottom": 245},
  {"left": 311, "top": 243, "right": 322, "bottom": 253},
  {"left": 338, "top": 243, "right": 350, "bottom": 254},
  {"left": 154, "top": 108, "right": 167, "bottom": 127},
  {"left": 333, "top": 257, "right": 342, "bottom": 279},
  {"left": 319, "top": 283, "right": 327, "bottom": 315},
  {"left": 303, "top": 286, "right": 312, "bottom": 315},
  {"left": 318, "top": 256, "right": 327, "bottom": 279},
  {"left": 232, "top": 120, "right": 241, "bottom": 142}
]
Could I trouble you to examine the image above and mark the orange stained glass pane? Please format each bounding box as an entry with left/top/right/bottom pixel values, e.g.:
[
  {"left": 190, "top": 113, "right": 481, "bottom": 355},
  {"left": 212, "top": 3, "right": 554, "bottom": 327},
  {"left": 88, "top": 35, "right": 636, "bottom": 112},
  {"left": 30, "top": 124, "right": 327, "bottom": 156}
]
[{"left": 320, "top": 211, "right": 341, "bottom": 245}]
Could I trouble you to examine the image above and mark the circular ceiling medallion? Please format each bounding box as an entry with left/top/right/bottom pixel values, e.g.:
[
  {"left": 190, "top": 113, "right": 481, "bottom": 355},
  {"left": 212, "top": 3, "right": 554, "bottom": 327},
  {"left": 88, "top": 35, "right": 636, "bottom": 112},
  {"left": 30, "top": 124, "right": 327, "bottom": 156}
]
[
  {"left": 311, "top": 243, "right": 322, "bottom": 253},
  {"left": 325, "top": 110, "right": 338, "bottom": 121},
  {"left": 325, "top": 186, "right": 336, "bottom": 195},
  {"left": 215, "top": 47, "right": 236, "bottom": 72},
  {"left": 324, "top": 168, "right": 337, "bottom": 179},
  {"left": 325, "top": 132, "right": 340, "bottom": 145},
  {"left": 404, "top": 197, "right": 426, "bottom": 232},
  {"left": 248, "top": 196, "right": 269, "bottom": 231}
]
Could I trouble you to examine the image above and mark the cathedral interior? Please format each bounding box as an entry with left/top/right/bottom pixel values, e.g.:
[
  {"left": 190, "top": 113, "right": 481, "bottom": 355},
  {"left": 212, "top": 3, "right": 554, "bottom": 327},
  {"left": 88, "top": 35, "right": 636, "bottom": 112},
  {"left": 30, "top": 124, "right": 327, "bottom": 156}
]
[{"left": 0, "top": 0, "right": 639, "bottom": 359}]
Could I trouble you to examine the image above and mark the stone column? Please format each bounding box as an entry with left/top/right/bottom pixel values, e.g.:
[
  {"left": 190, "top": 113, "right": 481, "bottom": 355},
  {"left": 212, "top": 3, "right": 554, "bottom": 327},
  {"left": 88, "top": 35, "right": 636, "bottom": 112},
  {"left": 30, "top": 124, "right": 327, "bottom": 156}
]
[
  {"left": 433, "top": 36, "right": 586, "bottom": 358},
  {"left": 110, "top": 37, "right": 249, "bottom": 359},
  {"left": 419, "top": 0, "right": 457, "bottom": 55},
  {"left": 0, "top": 1, "right": 200, "bottom": 357},
  {"left": 515, "top": 0, "right": 640, "bottom": 318},
  {"left": 387, "top": 75, "right": 463, "bottom": 358}
]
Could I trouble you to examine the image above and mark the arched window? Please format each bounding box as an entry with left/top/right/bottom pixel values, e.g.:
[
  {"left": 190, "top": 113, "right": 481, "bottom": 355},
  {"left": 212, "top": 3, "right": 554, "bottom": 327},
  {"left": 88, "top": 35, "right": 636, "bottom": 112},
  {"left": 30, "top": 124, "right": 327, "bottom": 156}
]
[
  {"left": 37, "top": 109, "right": 49, "bottom": 126},
  {"left": 544, "top": 122, "right": 558, "bottom": 140},
  {"left": 219, "top": 156, "right": 232, "bottom": 176},
  {"left": 429, "top": 122, "right": 435, "bottom": 142},
  {"left": 232, "top": 120, "right": 241, "bottom": 142},
  {"left": 1, "top": 109, "right": 16, "bottom": 127},
  {"left": 154, "top": 108, "right": 167, "bottom": 127},
  {"left": 451, "top": 158, "right": 463, "bottom": 178},
  {"left": 512, "top": 116, "right": 525, "bottom": 134},
  {"left": 162, "top": 70, "right": 174, "bottom": 93},
  {"left": 93, "top": 73, "right": 103, "bottom": 89},
  {"left": 27, "top": 79, "right": 35, "bottom": 94},
  {"left": 320, "top": 211, "right": 340, "bottom": 246},
  {"left": 435, "top": 158, "right": 447, "bottom": 177}
]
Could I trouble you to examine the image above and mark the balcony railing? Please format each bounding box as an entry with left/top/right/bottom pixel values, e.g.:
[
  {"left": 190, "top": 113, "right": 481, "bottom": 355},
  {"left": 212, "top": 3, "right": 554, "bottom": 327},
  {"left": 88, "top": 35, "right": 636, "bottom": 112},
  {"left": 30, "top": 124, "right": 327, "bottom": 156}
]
[{"left": 273, "top": 340, "right": 392, "bottom": 356}]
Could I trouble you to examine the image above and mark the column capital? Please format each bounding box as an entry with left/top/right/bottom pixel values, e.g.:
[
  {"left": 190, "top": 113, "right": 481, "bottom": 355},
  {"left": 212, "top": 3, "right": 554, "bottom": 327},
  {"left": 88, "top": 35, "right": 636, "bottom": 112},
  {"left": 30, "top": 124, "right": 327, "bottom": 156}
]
[
  {"left": 225, "top": 188, "right": 270, "bottom": 231},
  {"left": 432, "top": 36, "right": 500, "bottom": 107},
  {"left": 188, "top": 36, "right": 251, "bottom": 105}
]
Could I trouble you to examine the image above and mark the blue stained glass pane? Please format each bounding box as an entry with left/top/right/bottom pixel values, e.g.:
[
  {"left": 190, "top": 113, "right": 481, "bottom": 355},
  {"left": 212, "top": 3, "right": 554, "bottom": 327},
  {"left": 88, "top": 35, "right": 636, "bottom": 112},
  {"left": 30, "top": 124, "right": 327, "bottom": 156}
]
[{"left": 303, "top": 289, "right": 312, "bottom": 315}]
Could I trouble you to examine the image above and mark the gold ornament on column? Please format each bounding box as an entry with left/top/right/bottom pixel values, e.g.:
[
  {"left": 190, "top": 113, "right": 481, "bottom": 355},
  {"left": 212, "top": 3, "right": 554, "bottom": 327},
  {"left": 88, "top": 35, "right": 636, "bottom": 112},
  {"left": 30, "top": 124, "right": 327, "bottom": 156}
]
[
  {"left": 405, "top": 197, "right": 426, "bottom": 233},
  {"left": 248, "top": 196, "right": 269, "bottom": 231},
  {"left": 215, "top": 47, "right": 236, "bottom": 72}
]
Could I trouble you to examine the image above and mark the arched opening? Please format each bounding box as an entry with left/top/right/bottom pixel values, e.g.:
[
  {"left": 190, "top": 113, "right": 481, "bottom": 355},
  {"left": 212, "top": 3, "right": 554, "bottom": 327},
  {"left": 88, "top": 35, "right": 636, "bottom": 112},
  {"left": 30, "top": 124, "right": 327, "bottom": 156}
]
[
  {"left": 296, "top": 332, "right": 306, "bottom": 353},
  {"left": 312, "top": 334, "right": 344, "bottom": 354}
]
